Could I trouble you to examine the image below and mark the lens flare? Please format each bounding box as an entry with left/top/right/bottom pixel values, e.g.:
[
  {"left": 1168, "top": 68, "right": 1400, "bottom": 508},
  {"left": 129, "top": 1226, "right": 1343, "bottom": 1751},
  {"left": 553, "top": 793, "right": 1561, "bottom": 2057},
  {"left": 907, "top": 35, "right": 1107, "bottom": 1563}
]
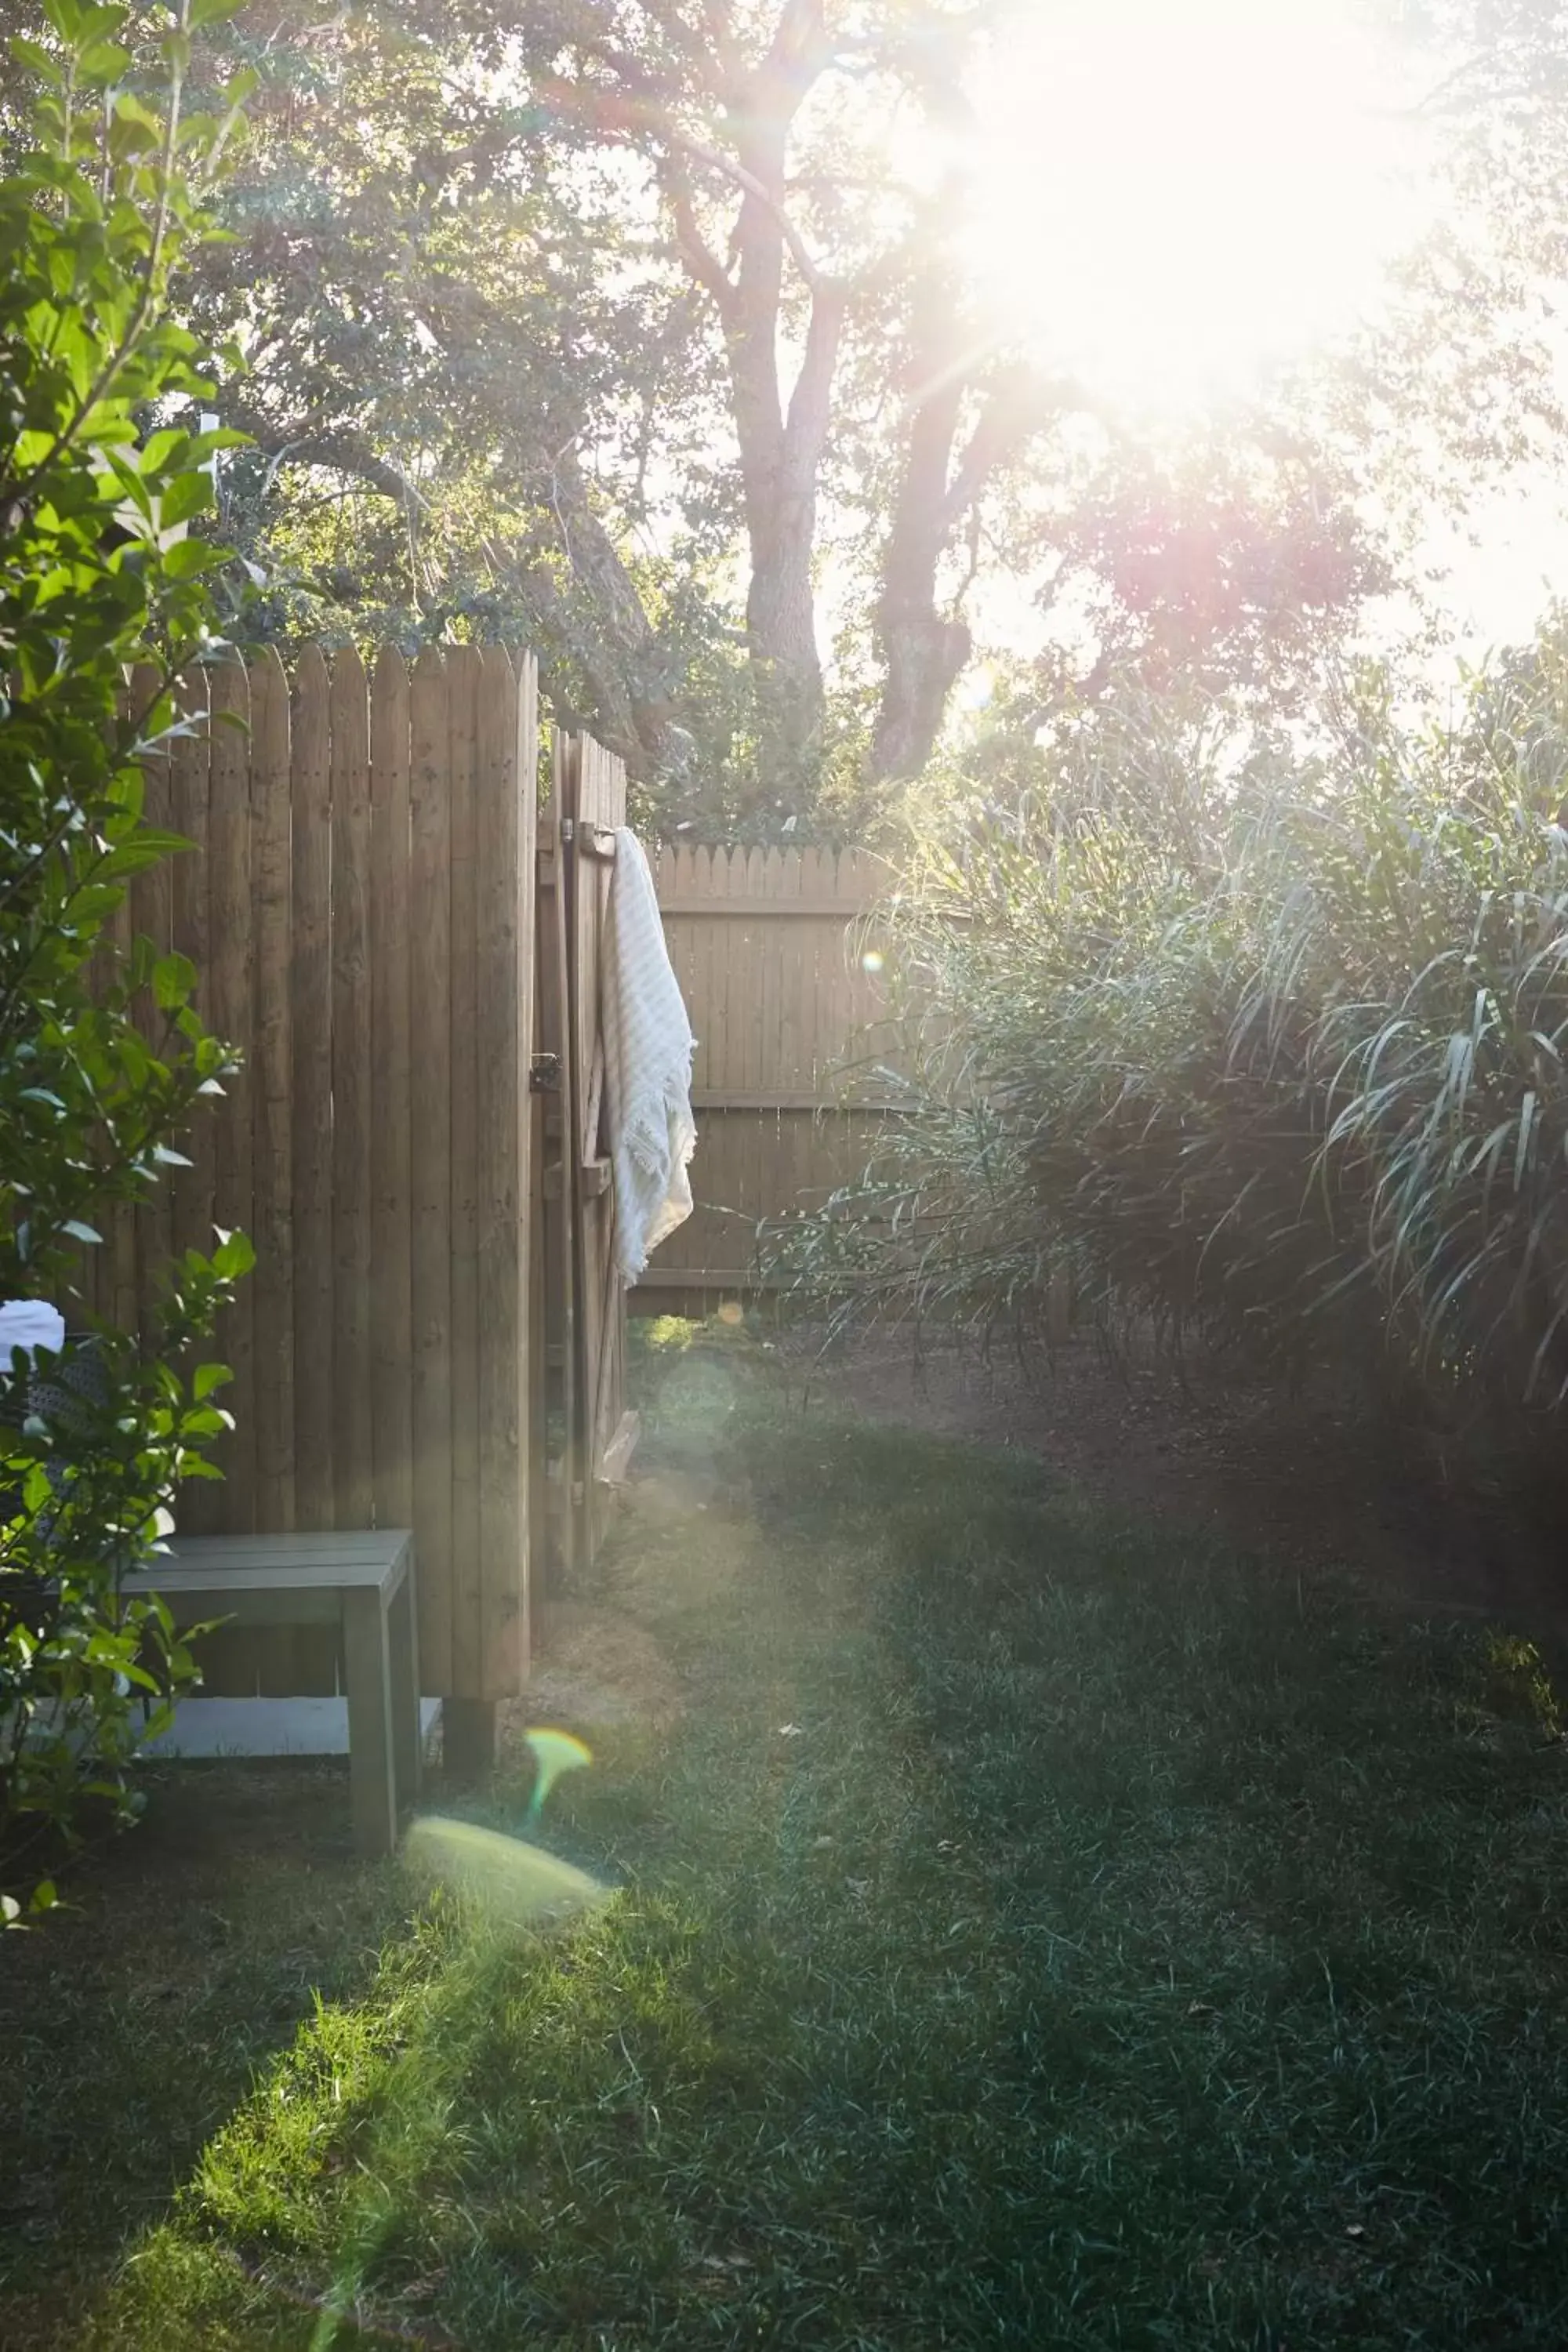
[
  {"left": 967, "top": 0, "right": 1422, "bottom": 412},
  {"left": 521, "top": 1726, "right": 593, "bottom": 1824},
  {"left": 861, "top": 949, "right": 885, "bottom": 975},
  {"left": 405, "top": 1814, "right": 608, "bottom": 1927}
]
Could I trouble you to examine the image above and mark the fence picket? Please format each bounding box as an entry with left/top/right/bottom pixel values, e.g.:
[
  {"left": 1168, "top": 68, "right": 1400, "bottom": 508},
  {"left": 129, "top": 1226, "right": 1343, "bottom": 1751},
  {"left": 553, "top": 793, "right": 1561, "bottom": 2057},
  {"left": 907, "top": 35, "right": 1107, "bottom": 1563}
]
[
  {"left": 170, "top": 666, "right": 214, "bottom": 1294},
  {"left": 446, "top": 648, "right": 482, "bottom": 1697},
  {"left": 370, "top": 646, "right": 414, "bottom": 1538},
  {"left": 475, "top": 646, "right": 532, "bottom": 1695},
  {"left": 250, "top": 646, "right": 296, "bottom": 1538},
  {"left": 409, "top": 645, "right": 454, "bottom": 1694},
  {"left": 331, "top": 646, "right": 375, "bottom": 1532},
  {"left": 129, "top": 664, "right": 173, "bottom": 1340},
  {"left": 290, "top": 644, "right": 332, "bottom": 1537},
  {"left": 205, "top": 655, "right": 256, "bottom": 1526}
]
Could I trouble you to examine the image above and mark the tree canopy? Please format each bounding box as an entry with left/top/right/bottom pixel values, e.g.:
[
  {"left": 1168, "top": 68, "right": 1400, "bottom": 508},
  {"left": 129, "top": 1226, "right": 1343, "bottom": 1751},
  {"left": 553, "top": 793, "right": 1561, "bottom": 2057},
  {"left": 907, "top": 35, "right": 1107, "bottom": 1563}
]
[{"left": 5, "top": 0, "right": 1562, "bottom": 837}]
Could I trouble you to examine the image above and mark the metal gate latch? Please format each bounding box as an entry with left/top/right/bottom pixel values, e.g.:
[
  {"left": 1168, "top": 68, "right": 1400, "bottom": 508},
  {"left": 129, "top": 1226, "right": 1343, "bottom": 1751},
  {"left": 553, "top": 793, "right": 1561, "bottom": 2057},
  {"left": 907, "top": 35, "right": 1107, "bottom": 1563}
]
[{"left": 529, "top": 1054, "right": 561, "bottom": 1094}]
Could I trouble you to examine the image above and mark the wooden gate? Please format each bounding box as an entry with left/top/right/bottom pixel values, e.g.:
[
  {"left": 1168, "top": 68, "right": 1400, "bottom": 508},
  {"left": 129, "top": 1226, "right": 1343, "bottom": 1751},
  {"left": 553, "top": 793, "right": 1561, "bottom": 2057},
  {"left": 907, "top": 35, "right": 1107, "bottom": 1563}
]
[
  {"left": 535, "top": 735, "right": 637, "bottom": 1583},
  {"left": 89, "top": 644, "right": 539, "bottom": 1706}
]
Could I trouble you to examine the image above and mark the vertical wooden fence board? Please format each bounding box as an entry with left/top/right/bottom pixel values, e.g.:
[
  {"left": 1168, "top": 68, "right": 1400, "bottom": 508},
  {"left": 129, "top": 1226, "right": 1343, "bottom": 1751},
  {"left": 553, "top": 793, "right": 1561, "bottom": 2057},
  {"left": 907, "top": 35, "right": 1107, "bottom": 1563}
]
[
  {"left": 205, "top": 654, "right": 256, "bottom": 1526},
  {"left": 169, "top": 666, "right": 216, "bottom": 1290},
  {"left": 102, "top": 838, "right": 140, "bottom": 1337},
  {"left": 566, "top": 738, "right": 595, "bottom": 1572},
  {"left": 249, "top": 647, "right": 296, "bottom": 1539},
  {"left": 561, "top": 736, "right": 630, "bottom": 1557},
  {"left": 369, "top": 646, "right": 414, "bottom": 1541},
  {"left": 82, "top": 695, "right": 122, "bottom": 1327},
  {"left": 537, "top": 735, "right": 577, "bottom": 1588},
  {"left": 747, "top": 849, "right": 770, "bottom": 1276},
  {"left": 409, "top": 646, "right": 454, "bottom": 1693},
  {"left": 235, "top": 650, "right": 299, "bottom": 1690},
  {"left": 474, "top": 646, "right": 531, "bottom": 1696},
  {"left": 167, "top": 678, "right": 213, "bottom": 1515},
  {"left": 568, "top": 739, "right": 597, "bottom": 1543},
  {"left": 522, "top": 666, "right": 550, "bottom": 1644},
  {"left": 128, "top": 666, "right": 174, "bottom": 1338},
  {"left": 289, "top": 644, "right": 333, "bottom": 1535},
  {"left": 781, "top": 856, "right": 811, "bottom": 1278},
  {"left": 706, "top": 848, "right": 731, "bottom": 1287},
  {"left": 570, "top": 740, "right": 597, "bottom": 1493},
  {"left": 331, "top": 647, "right": 375, "bottom": 1533},
  {"left": 446, "top": 648, "right": 482, "bottom": 1696},
  {"left": 718, "top": 853, "right": 745, "bottom": 1293}
]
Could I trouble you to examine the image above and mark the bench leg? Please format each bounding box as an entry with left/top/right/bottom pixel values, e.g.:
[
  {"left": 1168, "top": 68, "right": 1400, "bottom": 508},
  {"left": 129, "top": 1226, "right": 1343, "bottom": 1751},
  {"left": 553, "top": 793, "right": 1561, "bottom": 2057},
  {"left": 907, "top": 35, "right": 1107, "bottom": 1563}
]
[
  {"left": 442, "top": 1697, "right": 498, "bottom": 1784},
  {"left": 389, "top": 1557, "right": 422, "bottom": 1810},
  {"left": 343, "top": 1588, "right": 397, "bottom": 1859}
]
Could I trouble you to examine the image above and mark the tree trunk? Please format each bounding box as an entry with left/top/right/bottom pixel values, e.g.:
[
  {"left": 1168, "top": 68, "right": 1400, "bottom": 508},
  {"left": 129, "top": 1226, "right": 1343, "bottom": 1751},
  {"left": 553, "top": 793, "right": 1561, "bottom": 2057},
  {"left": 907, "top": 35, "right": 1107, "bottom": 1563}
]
[
  {"left": 733, "top": 275, "right": 843, "bottom": 787},
  {"left": 662, "top": 0, "right": 842, "bottom": 793},
  {"left": 869, "top": 601, "right": 973, "bottom": 787},
  {"left": 869, "top": 319, "right": 1047, "bottom": 786},
  {"left": 867, "top": 272, "right": 974, "bottom": 787}
]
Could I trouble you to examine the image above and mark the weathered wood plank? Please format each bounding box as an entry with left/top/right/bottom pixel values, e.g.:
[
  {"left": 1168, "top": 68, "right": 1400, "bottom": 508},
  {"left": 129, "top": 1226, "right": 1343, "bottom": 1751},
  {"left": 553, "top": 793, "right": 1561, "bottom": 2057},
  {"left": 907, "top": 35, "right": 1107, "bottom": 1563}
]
[
  {"left": 408, "top": 645, "right": 453, "bottom": 1693},
  {"left": 129, "top": 663, "right": 174, "bottom": 1341},
  {"left": 331, "top": 645, "right": 375, "bottom": 1531},
  {"left": 474, "top": 645, "right": 531, "bottom": 1698},
  {"left": 445, "top": 647, "right": 482, "bottom": 1697},
  {"left": 369, "top": 644, "right": 414, "bottom": 1541},
  {"left": 289, "top": 643, "right": 332, "bottom": 1534},
  {"left": 537, "top": 735, "right": 577, "bottom": 1589},
  {"left": 205, "top": 653, "right": 256, "bottom": 1530},
  {"left": 169, "top": 665, "right": 216, "bottom": 1286}
]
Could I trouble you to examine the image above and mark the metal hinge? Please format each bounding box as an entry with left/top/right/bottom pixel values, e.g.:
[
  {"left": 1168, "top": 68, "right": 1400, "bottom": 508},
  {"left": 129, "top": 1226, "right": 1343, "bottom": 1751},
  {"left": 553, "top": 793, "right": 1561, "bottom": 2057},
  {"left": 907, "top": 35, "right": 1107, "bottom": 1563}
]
[
  {"left": 559, "top": 817, "right": 575, "bottom": 844},
  {"left": 529, "top": 1054, "right": 561, "bottom": 1094}
]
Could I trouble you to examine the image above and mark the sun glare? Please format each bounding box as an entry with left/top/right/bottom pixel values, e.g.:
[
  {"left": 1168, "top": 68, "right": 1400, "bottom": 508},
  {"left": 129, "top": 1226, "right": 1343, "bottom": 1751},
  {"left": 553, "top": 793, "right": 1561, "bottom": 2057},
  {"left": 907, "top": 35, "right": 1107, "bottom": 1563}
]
[{"left": 967, "top": 0, "right": 1425, "bottom": 413}]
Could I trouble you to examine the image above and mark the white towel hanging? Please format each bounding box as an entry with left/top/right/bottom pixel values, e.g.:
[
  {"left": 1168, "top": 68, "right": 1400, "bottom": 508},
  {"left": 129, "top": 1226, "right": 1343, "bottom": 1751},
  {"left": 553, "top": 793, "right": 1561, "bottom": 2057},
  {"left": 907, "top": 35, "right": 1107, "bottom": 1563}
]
[{"left": 601, "top": 829, "right": 698, "bottom": 1282}]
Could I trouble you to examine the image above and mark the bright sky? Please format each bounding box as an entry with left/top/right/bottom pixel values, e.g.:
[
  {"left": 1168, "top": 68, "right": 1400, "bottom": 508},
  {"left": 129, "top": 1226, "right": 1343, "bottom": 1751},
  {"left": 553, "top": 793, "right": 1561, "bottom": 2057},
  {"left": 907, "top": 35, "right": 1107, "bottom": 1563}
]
[
  {"left": 967, "top": 0, "right": 1428, "bottom": 412},
  {"left": 961, "top": 0, "right": 1568, "bottom": 662}
]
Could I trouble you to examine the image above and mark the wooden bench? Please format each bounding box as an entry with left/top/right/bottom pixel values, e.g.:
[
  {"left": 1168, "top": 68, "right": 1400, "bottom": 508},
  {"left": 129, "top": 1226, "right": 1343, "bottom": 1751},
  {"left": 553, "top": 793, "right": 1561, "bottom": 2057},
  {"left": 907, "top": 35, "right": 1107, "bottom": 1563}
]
[{"left": 125, "top": 1530, "right": 421, "bottom": 1857}]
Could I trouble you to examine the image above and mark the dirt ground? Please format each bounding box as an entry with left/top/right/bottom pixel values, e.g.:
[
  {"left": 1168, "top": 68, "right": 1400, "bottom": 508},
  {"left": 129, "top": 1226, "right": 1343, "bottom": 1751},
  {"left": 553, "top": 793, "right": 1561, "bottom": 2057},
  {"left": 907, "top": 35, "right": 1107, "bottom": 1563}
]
[{"left": 788, "top": 1325, "right": 1568, "bottom": 1657}]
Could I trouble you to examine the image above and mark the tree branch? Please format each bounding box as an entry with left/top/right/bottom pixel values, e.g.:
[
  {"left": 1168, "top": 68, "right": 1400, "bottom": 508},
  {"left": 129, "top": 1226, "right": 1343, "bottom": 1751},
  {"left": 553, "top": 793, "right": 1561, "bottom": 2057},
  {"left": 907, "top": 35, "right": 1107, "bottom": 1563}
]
[
  {"left": 660, "top": 151, "right": 741, "bottom": 318},
  {"left": 222, "top": 408, "right": 432, "bottom": 510},
  {"left": 782, "top": 278, "right": 848, "bottom": 481},
  {"left": 638, "top": 0, "right": 728, "bottom": 96},
  {"left": 667, "top": 126, "right": 831, "bottom": 296},
  {"left": 757, "top": 0, "right": 833, "bottom": 106}
]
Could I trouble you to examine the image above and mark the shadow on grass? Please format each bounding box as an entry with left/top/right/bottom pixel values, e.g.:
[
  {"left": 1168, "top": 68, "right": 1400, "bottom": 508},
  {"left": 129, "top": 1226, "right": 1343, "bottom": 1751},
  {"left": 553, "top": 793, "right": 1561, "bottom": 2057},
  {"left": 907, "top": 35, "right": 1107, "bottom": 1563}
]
[{"left": 0, "top": 1759, "right": 414, "bottom": 2352}]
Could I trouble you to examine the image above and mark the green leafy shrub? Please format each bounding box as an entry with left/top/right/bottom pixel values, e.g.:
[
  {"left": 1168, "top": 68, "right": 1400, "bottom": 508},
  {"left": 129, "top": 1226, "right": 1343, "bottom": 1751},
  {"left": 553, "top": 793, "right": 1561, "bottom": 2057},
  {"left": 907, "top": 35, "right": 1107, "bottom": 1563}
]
[
  {"left": 769, "top": 644, "right": 1568, "bottom": 1444},
  {"left": 1, "top": 0, "right": 254, "bottom": 1918}
]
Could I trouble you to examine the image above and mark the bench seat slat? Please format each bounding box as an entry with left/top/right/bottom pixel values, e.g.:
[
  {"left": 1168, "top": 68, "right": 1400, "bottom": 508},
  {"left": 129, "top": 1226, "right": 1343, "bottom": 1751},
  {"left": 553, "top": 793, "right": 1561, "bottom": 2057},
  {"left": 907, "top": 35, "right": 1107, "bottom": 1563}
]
[
  {"left": 123, "top": 1580, "right": 347, "bottom": 1626},
  {"left": 126, "top": 1562, "right": 404, "bottom": 1596},
  {"left": 164, "top": 1531, "right": 412, "bottom": 1569}
]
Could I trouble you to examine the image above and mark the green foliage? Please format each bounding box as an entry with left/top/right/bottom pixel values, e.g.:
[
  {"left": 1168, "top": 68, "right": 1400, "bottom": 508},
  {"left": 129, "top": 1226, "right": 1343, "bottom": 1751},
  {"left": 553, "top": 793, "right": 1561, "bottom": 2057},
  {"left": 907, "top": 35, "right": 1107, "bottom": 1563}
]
[
  {"left": 165, "top": 0, "right": 731, "bottom": 805},
  {"left": 1, "top": 0, "right": 253, "bottom": 1911},
  {"left": 771, "top": 635, "right": 1568, "bottom": 1445}
]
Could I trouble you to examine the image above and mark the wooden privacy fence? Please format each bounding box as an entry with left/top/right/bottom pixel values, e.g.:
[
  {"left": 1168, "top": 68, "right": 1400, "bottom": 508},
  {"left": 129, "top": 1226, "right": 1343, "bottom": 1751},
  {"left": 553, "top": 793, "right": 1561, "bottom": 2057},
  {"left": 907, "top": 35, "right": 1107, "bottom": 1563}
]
[
  {"left": 87, "top": 641, "right": 633, "bottom": 1710},
  {"left": 644, "top": 844, "right": 896, "bottom": 1299}
]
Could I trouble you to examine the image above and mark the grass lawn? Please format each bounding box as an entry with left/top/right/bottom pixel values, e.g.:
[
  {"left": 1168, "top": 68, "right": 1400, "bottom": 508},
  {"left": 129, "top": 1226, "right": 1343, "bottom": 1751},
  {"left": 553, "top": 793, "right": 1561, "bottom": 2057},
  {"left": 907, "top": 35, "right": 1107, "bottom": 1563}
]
[{"left": 9, "top": 1321, "right": 1568, "bottom": 2348}]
